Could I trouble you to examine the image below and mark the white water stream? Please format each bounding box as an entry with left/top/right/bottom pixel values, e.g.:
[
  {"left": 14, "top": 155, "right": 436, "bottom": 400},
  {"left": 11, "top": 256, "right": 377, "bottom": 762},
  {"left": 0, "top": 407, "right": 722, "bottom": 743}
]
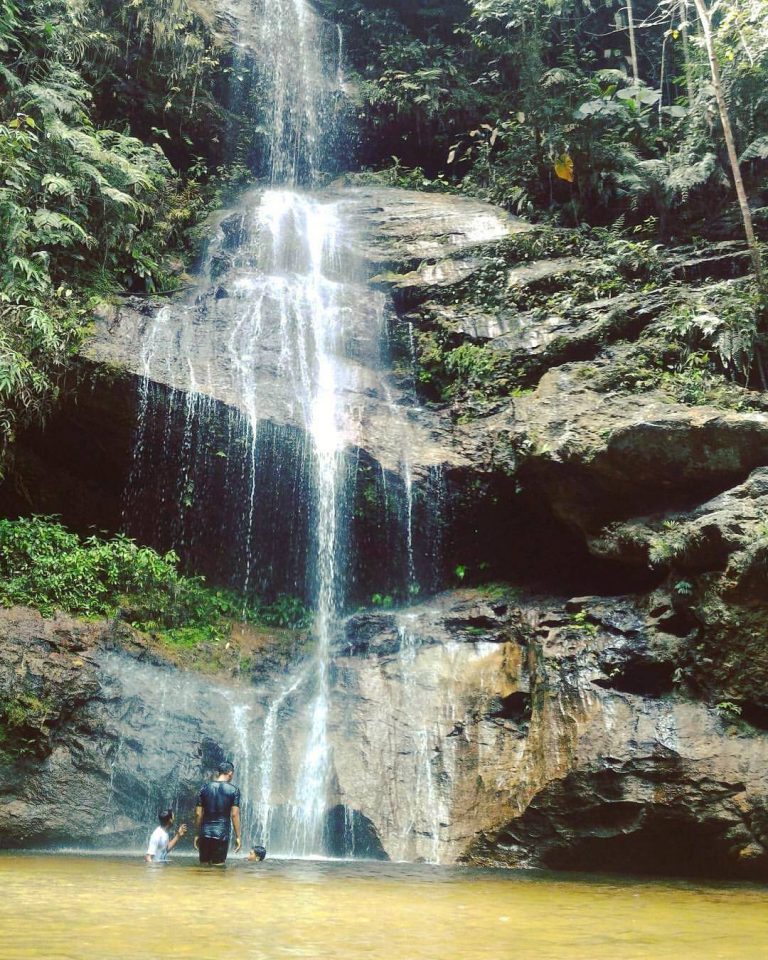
[{"left": 119, "top": 0, "right": 452, "bottom": 861}]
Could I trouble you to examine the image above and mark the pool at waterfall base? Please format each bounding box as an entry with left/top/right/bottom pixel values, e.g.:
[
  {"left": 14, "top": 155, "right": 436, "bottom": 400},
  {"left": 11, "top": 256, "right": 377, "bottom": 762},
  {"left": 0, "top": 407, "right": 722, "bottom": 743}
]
[{"left": 1, "top": 855, "right": 766, "bottom": 959}]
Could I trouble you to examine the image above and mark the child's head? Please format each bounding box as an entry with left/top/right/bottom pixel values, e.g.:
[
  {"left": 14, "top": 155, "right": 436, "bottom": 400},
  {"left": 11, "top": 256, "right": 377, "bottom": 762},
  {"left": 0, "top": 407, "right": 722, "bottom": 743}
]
[
  {"left": 158, "top": 808, "right": 174, "bottom": 828},
  {"left": 248, "top": 845, "right": 267, "bottom": 862}
]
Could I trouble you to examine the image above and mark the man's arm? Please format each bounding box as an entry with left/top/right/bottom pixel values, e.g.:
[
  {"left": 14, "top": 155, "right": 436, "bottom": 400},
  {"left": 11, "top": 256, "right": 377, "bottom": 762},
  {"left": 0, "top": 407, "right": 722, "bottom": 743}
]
[
  {"left": 231, "top": 806, "right": 242, "bottom": 852},
  {"left": 194, "top": 805, "right": 203, "bottom": 849}
]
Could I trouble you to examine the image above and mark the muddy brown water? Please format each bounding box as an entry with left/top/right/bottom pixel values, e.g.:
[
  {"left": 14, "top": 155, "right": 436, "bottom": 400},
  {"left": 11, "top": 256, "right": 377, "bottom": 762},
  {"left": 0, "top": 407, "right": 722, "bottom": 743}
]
[{"left": 1, "top": 854, "right": 766, "bottom": 959}]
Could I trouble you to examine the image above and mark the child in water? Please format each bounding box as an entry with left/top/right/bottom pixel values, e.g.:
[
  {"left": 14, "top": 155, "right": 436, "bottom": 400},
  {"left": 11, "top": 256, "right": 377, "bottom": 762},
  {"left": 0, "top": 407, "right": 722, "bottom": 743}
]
[
  {"left": 145, "top": 808, "right": 187, "bottom": 862},
  {"left": 247, "top": 845, "right": 267, "bottom": 862}
]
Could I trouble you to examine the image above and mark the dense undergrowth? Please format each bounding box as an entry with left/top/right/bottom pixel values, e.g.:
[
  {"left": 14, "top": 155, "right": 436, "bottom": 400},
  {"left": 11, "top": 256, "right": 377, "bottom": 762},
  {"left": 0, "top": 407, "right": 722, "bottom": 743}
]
[
  {"left": 324, "top": 0, "right": 768, "bottom": 231},
  {"left": 0, "top": 516, "right": 311, "bottom": 646},
  {"left": 0, "top": 0, "right": 254, "bottom": 467}
]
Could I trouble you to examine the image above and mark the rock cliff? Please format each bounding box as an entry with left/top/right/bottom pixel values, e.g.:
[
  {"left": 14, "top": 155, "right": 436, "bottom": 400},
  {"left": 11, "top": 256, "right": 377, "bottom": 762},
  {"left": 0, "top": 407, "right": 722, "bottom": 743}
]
[{"left": 1, "top": 182, "right": 768, "bottom": 878}]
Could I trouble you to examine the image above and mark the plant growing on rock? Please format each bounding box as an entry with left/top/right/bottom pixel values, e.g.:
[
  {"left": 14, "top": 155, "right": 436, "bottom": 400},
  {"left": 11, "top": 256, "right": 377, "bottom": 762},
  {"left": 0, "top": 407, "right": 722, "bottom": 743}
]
[
  {"left": 656, "top": 281, "right": 764, "bottom": 386},
  {"left": 569, "top": 609, "right": 598, "bottom": 636},
  {"left": 715, "top": 699, "right": 743, "bottom": 723},
  {"left": 0, "top": 516, "right": 311, "bottom": 647},
  {"left": 648, "top": 520, "right": 692, "bottom": 567},
  {"left": 0, "top": 690, "right": 52, "bottom": 762}
]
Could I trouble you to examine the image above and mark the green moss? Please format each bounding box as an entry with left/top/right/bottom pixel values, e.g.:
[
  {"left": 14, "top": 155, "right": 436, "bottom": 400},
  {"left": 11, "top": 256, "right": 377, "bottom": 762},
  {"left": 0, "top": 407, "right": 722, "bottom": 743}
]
[{"left": 0, "top": 691, "right": 52, "bottom": 763}]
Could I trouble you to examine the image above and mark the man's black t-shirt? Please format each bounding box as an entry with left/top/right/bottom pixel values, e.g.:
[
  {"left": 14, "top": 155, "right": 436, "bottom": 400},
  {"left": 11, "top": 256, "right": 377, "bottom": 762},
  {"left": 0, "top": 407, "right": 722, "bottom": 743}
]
[{"left": 197, "top": 780, "right": 241, "bottom": 840}]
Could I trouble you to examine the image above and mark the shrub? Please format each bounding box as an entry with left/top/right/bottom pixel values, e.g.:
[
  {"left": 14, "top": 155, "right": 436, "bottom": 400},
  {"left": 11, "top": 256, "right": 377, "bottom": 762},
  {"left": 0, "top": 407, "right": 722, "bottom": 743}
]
[{"left": 0, "top": 516, "right": 311, "bottom": 644}]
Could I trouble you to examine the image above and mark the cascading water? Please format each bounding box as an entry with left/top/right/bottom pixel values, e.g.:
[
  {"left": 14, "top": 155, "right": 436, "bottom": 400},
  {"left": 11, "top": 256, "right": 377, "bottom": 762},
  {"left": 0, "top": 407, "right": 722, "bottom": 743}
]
[
  {"left": 258, "top": 190, "right": 344, "bottom": 855},
  {"left": 120, "top": 0, "right": 452, "bottom": 860}
]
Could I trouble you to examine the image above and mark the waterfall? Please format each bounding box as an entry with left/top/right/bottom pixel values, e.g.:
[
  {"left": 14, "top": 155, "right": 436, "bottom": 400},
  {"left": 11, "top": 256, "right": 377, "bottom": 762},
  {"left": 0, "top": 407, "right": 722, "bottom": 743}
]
[
  {"left": 259, "top": 190, "right": 345, "bottom": 855},
  {"left": 259, "top": 0, "right": 338, "bottom": 185},
  {"left": 119, "top": 0, "right": 451, "bottom": 860}
]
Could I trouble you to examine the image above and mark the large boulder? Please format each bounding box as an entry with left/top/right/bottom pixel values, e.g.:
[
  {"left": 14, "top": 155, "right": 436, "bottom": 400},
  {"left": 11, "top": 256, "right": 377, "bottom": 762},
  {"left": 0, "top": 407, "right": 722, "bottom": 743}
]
[{"left": 474, "top": 362, "right": 768, "bottom": 532}]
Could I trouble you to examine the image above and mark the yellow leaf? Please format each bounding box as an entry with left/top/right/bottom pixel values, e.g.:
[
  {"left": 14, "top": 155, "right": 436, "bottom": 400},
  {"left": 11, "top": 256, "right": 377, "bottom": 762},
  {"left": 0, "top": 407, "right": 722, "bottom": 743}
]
[{"left": 554, "top": 153, "right": 574, "bottom": 183}]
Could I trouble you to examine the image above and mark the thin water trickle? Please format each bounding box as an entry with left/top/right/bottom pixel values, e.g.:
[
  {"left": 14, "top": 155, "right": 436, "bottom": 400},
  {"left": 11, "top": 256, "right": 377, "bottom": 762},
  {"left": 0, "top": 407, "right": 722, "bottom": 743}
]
[
  {"left": 395, "top": 623, "right": 446, "bottom": 864},
  {"left": 257, "top": 671, "right": 307, "bottom": 849}
]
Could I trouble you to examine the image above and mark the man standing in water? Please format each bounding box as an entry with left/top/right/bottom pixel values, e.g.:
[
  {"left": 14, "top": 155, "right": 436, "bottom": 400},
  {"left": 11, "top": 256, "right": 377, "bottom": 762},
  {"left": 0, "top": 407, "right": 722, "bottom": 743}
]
[{"left": 195, "top": 760, "right": 242, "bottom": 865}]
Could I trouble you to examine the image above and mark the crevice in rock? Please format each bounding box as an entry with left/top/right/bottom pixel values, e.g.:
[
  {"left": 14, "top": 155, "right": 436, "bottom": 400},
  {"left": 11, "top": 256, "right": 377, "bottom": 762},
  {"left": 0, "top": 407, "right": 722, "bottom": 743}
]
[
  {"left": 442, "top": 472, "right": 664, "bottom": 597},
  {"left": 652, "top": 609, "right": 698, "bottom": 638},
  {"left": 486, "top": 691, "right": 531, "bottom": 723},
  {"left": 323, "top": 804, "right": 389, "bottom": 860},
  {"left": 592, "top": 662, "right": 675, "bottom": 698},
  {"left": 541, "top": 811, "right": 748, "bottom": 879},
  {"left": 738, "top": 702, "right": 768, "bottom": 732}
]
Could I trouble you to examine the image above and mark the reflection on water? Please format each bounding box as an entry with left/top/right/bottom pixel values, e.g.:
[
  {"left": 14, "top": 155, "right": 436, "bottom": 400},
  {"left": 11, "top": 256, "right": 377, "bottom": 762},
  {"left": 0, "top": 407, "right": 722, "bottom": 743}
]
[{"left": 0, "top": 856, "right": 766, "bottom": 960}]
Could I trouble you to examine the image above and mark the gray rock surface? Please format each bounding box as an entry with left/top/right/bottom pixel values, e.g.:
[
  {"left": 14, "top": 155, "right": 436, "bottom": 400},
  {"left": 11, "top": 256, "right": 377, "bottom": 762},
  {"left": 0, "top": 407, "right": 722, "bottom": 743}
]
[
  {"left": 82, "top": 184, "right": 518, "bottom": 476},
  {"left": 475, "top": 362, "right": 768, "bottom": 531},
  {"left": 2, "top": 595, "right": 766, "bottom": 878}
]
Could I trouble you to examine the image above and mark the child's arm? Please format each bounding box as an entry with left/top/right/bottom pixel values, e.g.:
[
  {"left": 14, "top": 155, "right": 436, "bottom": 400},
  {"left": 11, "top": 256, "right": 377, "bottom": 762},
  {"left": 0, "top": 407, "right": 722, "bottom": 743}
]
[{"left": 167, "top": 823, "right": 187, "bottom": 852}]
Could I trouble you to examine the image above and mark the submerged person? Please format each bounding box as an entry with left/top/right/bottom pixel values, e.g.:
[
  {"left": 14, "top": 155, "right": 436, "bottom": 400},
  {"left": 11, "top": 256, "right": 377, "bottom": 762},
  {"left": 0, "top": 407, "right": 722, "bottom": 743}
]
[
  {"left": 145, "top": 809, "right": 187, "bottom": 862},
  {"left": 247, "top": 845, "right": 267, "bottom": 862},
  {"left": 195, "top": 760, "right": 242, "bottom": 865}
]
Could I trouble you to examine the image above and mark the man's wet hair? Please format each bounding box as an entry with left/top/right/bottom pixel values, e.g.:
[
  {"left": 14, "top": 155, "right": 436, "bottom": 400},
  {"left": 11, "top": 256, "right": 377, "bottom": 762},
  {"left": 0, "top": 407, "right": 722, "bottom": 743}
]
[
  {"left": 158, "top": 808, "right": 174, "bottom": 827},
  {"left": 217, "top": 760, "right": 235, "bottom": 775},
  {"left": 251, "top": 845, "right": 267, "bottom": 861}
]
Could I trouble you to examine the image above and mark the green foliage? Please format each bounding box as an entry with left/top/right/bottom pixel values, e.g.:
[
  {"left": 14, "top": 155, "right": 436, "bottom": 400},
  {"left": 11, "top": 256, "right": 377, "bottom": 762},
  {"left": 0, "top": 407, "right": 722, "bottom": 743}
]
[
  {"left": 655, "top": 282, "right": 763, "bottom": 384},
  {"left": 569, "top": 609, "right": 598, "bottom": 635},
  {"left": 715, "top": 699, "right": 743, "bottom": 723},
  {"left": 412, "top": 327, "right": 516, "bottom": 407},
  {"left": 370, "top": 592, "right": 394, "bottom": 608},
  {"left": 0, "top": 690, "right": 52, "bottom": 762},
  {"left": 0, "top": 517, "right": 311, "bottom": 647},
  {"left": 0, "top": 0, "right": 239, "bottom": 468},
  {"left": 357, "top": 157, "right": 452, "bottom": 192},
  {"left": 648, "top": 520, "right": 691, "bottom": 568},
  {"left": 326, "top": 0, "right": 768, "bottom": 235},
  {"left": 591, "top": 275, "right": 767, "bottom": 405}
]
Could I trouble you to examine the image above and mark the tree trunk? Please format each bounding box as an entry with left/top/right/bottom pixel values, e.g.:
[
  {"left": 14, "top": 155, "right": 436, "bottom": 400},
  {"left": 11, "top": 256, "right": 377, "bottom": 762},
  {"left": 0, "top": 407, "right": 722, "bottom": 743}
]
[
  {"left": 679, "top": 0, "right": 694, "bottom": 104},
  {"left": 626, "top": 0, "right": 640, "bottom": 83},
  {"left": 691, "top": 0, "right": 764, "bottom": 289}
]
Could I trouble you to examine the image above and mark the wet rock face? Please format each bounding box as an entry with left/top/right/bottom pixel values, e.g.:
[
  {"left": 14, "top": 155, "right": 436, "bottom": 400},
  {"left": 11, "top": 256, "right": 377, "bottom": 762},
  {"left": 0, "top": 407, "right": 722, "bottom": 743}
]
[
  {"left": 80, "top": 184, "right": 519, "bottom": 479},
  {"left": 332, "top": 184, "right": 527, "bottom": 272},
  {"left": 1, "top": 593, "right": 767, "bottom": 879},
  {"left": 0, "top": 608, "right": 230, "bottom": 847},
  {"left": 502, "top": 363, "right": 768, "bottom": 532},
  {"left": 325, "top": 592, "right": 768, "bottom": 878}
]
